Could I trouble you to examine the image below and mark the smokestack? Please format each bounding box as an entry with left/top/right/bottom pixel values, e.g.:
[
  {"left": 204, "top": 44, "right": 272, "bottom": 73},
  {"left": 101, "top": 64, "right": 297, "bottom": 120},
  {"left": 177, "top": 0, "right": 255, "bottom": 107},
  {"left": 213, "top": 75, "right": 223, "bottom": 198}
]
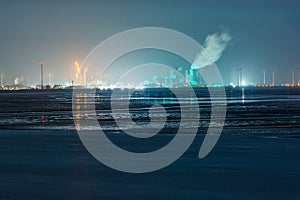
[
  {"left": 236, "top": 68, "right": 242, "bottom": 86},
  {"left": 0, "top": 73, "right": 3, "bottom": 87},
  {"left": 298, "top": 68, "right": 300, "bottom": 86},
  {"left": 240, "top": 68, "right": 243, "bottom": 86},
  {"left": 227, "top": 70, "right": 230, "bottom": 86},
  {"left": 39, "top": 61, "right": 45, "bottom": 90},
  {"left": 48, "top": 73, "right": 50, "bottom": 86},
  {"left": 236, "top": 68, "right": 240, "bottom": 86},
  {"left": 272, "top": 68, "right": 275, "bottom": 86},
  {"left": 292, "top": 70, "right": 295, "bottom": 85},
  {"left": 232, "top": 70, "right": 235, "bottom": 86},
  {"left": 263, "top": 70, "right": 266, "bottom": 85}
]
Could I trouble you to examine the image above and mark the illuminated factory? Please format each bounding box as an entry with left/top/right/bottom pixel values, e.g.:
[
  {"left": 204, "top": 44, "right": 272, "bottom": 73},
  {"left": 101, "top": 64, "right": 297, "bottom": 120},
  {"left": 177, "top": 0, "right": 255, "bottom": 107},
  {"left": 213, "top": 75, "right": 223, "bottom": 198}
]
[
  {"left": 70, "top": 62, "right": 300, "bottom": 89},
  {"left": 2, "top": 61, "right": 300, "bottom": 90},
  {"left": 72, "top": 61, "right": 87, "bottom": 87},
  {"left": 70, "top": 62, "right": 205, "bottom": 88},
  {"left": 142, "top": 67, "right": 204, "bottom": 88}
]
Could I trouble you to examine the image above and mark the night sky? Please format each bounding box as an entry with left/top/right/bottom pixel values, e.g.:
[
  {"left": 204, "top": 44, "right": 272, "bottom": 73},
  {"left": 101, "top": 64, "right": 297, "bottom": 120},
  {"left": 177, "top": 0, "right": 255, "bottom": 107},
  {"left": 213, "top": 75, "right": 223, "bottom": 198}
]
[{"left": 0, "top": 0, "right": 300, "bottom": 85}]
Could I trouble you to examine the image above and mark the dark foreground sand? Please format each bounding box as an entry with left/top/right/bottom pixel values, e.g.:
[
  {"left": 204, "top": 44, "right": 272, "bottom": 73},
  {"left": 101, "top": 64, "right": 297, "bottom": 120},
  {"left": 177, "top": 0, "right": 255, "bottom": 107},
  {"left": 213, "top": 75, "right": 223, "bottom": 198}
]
[{"left": 0, "top": 130, "right": 299, "bottom": 200}]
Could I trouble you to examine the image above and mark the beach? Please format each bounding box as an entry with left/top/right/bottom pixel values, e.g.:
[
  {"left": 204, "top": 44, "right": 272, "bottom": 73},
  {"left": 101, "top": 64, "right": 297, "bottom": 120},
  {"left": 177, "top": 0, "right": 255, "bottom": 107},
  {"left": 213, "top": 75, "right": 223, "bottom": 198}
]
[
  {"left": 0, "top": 130, "right": 299, "bottom": 199},
  {"left": 0, "top": 88, "right": 300, "bottom": 199}
]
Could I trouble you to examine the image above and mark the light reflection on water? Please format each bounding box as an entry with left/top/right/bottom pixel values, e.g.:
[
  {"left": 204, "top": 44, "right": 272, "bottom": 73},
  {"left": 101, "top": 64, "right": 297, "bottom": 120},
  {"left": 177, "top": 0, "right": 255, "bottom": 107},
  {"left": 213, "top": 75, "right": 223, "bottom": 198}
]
[
  {"left": 75, "top": 94, "right": 82, "bottom": 131},
  {"left": 0, "top": 88, "right": 300, "bottom": 134}
]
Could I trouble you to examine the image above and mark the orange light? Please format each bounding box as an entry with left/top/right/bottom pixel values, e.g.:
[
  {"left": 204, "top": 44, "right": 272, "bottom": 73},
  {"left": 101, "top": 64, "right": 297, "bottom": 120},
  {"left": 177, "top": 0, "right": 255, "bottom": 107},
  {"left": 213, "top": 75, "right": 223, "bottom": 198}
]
[
  {"left": 75, "top": 61, "right": 80, "bottom": 72},
  {"left": 39, "top": 61, "right": 45, "bottom": 65}
]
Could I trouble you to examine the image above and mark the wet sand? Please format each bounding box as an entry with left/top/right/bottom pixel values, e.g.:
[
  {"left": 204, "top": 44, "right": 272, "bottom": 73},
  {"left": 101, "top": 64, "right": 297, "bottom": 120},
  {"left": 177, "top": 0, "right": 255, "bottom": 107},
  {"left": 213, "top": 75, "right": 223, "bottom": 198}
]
[{"left": 0, "top": 130, "right": 299, "bottom": 199}]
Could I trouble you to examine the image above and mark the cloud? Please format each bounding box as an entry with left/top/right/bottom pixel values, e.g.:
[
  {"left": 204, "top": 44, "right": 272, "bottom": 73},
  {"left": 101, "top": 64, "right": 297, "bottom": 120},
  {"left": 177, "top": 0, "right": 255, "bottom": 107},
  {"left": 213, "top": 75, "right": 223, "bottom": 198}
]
[{"left": 192, "top": 32, "right": 232, "bottom": 69}]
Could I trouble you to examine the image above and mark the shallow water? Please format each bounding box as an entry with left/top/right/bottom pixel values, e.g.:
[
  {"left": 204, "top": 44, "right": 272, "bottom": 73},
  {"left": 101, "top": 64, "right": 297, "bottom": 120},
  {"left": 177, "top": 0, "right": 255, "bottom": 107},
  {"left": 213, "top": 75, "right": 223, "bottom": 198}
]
[{"left": 0, "top": 87, "right": 300, "bottom": 137}]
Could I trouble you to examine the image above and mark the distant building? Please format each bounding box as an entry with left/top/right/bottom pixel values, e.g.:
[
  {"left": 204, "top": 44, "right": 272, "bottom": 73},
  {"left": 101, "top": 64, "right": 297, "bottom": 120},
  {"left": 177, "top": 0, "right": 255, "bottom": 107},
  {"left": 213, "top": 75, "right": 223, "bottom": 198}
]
[
  {"left": 3, "top": 84, "right": 27, "bottom": 90},
  {"left": 188, "top": 68, "right": 200, "bottom": 86},
  {"left": 53, "top": 84, "right": 63, "bottom": 89},
  {"left": 45, "top": 85, "right": 51, "bottom": 90}
]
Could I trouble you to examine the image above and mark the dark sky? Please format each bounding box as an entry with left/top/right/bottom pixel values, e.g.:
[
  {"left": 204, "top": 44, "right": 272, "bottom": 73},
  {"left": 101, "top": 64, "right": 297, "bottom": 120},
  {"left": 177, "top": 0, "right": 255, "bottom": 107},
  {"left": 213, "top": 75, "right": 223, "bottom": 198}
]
[{"left": 0, "top": 0, "right": 300, "bottom": 85}]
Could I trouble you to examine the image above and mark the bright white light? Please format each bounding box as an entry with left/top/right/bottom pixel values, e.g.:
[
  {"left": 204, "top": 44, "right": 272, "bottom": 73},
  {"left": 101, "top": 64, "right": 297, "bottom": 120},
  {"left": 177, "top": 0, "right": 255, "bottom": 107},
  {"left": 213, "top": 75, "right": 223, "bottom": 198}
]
[
  {"left": 229, "top": 82, "right": 236, "bottom": 87},
  {"left": 241, "top": 80, "right": 247, "bottom": 86},
  {"left": 64, "top": 82, "right": 71, "bottom": 87},
  {"left": 134, "top": 85, "right": 145, "bottom": 90}
]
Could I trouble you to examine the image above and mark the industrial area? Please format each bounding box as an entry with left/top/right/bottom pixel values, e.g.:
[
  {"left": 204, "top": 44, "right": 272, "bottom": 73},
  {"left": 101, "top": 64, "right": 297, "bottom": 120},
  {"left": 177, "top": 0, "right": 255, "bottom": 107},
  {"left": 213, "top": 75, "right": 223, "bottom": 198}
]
[{"left": 1, "top": 61, "right": 300, "bottom": 90}]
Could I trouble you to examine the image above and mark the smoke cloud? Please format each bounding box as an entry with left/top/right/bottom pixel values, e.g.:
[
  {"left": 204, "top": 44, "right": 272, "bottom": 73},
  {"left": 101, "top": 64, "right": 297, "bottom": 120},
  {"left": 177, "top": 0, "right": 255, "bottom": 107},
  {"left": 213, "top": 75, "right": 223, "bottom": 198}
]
[
  {"left": 13, "top": 76, "right": 24, "bottom": 85},
  {"left": 14, "top": 77, "right": 20, "bottom": 85},
  {"left": 192, "top": 32, "right": 232, "bottom": 69}
]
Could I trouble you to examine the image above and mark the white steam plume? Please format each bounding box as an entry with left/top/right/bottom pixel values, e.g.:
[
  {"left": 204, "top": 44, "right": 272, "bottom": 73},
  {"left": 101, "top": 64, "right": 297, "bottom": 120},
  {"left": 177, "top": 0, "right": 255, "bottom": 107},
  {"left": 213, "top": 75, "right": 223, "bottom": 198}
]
[
  {"left": 192, "top": 32, "right": 232, "bottom": 69},
  {"left": 14, "top": 77, "right": 20, "bottom": 85},
  {"left": 13, "top": 76, "right": 24, "bottom": 85}
]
